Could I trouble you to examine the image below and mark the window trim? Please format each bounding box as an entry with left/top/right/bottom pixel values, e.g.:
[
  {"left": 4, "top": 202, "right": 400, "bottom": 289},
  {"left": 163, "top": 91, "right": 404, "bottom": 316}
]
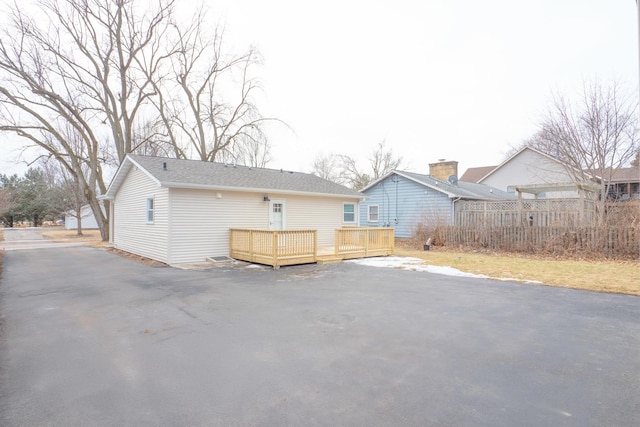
[
  {"left": 343, "top": 202, "right": 356, "bottom": 224},
  {"left": 146, "top": 197, "right": 154, "bottom": 224},
  {"left": 368, "top": 204, "right": 379, "bottom": 223}
]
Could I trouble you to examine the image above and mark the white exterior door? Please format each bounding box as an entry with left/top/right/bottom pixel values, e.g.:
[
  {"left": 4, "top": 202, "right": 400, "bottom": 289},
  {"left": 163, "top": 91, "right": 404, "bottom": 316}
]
[{"left": 269, "top": 200, "right": 285, "bottom": 230}]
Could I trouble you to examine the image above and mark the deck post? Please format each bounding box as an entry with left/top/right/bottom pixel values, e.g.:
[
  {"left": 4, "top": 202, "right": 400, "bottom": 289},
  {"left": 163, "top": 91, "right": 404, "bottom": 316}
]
[
  {"left": 390, "top": 229, "right": 395, "bottom": 252},
  {"left": 364, "top": 229, "right": 369, "bottom": 256},
  {"left": 313, "top": 230, "right": 318, "bottom": 261},
  {"left": 272, "top": 231, "right": 279, "bottom": 268}
]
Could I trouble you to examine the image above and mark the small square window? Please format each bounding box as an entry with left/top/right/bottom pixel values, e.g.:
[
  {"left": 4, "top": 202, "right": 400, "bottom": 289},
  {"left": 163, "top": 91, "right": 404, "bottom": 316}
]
[
  {"left": 368, "top": 205, "right": 379, "bottom": 222},
  {"left": 343, "top": 203, "right": 355, "bottom": 223}
]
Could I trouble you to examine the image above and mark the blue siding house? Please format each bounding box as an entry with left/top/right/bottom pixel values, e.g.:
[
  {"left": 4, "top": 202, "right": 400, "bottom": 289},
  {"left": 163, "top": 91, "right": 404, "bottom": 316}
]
[{"left": 359, "top": 168, "right": 513, "bottom": 238}]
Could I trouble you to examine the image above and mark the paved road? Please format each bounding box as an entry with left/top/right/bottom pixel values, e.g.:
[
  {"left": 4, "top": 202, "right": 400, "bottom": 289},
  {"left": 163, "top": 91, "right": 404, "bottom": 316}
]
[
  {"left": 1, "top": 227, "right": 86, "bottom": 251},
  {"left": 0, "top": 246, "right": 638, "bottom": 426}
]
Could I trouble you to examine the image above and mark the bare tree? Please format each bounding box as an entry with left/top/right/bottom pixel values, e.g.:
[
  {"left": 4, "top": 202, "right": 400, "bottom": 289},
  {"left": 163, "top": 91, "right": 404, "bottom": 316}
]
[
  {"left": 0, "top": 0, "right": 177, "bottom": 239},
  {"left": 337, "top": 155, "right": 372, "bottom": 190},
  {"left": 504, "top": 130, "right": 559, "bottom": 160},
  {"left": 225, "top": 136, "right": 272, "bottom": 168},
  {"left": 0, "top": 0, "right": 278, "bottom": 240},
  {"left": 148, "top": 12, "right": 278, "bottom": 163},
  {"left": 538, "top": 80, "right": 639, "bottom": 223},
  {"left": 311, "top": 153, "right": 345, "bottom": 184},
  {"left": 369, "top": 140, "right": 403, "bottom": 179},
  {"left": 337, "top": 141, "right": 403, "bottom": 190}
]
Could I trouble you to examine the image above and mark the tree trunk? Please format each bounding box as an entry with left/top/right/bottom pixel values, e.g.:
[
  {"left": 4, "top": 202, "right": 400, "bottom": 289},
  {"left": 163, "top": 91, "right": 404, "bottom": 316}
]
[{"left": 75, "top": 200, "right": 83, "bottom": 236}]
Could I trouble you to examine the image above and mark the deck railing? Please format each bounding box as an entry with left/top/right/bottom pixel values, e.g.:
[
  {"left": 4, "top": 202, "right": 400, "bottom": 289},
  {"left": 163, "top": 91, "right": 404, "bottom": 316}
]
[
  {"left": 335, "top": 227, "right": 395, "bottom": 259},
  {"left": 229, "top": 227, "right": 394, "bottom": 268},
  {"left": 229, "top": 229, "right": 317, "bottom": 268}
]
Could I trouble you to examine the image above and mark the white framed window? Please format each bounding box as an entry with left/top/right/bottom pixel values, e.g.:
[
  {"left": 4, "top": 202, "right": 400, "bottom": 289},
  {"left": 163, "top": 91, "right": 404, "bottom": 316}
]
[
  {"left": 368, "top": 205, "right": 379, "bottom": 222},
  {"left": 343, "top": 203, "right": 356, "bottom": 223},
  {"left": 146, "top": 197, "right": 154, "bottom": 223}
]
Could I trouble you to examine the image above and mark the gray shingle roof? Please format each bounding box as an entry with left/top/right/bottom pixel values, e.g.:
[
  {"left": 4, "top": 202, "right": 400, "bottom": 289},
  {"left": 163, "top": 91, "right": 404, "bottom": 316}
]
[
  {"left": 121, "top": 155, "right": 362, "bottom": 198},
  {"left": 396, "top": 170, "right": 516, "bottom": 200},
  {"left": 460, "top": 165, "right": 497, "bottom": 183}
]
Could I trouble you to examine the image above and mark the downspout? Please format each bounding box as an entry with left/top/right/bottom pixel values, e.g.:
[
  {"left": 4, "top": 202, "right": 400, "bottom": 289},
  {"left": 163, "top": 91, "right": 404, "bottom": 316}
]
[
  {"left": 451, "top": 197, "right": 461, "bottom": 225},
  {"left": 395, "top": 176, "right": 399, "bottom": 225}
]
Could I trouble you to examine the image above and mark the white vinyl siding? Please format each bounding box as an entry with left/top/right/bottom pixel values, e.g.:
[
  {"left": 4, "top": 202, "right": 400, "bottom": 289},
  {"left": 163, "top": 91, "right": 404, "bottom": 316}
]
[
  {"left": 112, "top": 167, "right": 169, "bottom": 263},
  {"left": 481, "top": 148, "right": 580, "bottom": 199},
  {"left": 167, "top": 189, "right": 269, "bottom": 264},
  {"left": 112, "top": 168, "right": 362, "bottom": 264},
  {"left": 168, "top": 191, "right": 361, "bottom": 263},
  {"left": 285, "top": 195, "right": 360, "bottom": 246}
]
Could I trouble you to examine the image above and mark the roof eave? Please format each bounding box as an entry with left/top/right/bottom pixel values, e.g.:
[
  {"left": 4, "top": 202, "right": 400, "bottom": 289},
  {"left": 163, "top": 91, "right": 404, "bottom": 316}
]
[
  {"left": 159, "top": 181, "right": 366, "bottom": 199},
  {"left": 392, "top": 171, "right": 458, "bottom": 198}
]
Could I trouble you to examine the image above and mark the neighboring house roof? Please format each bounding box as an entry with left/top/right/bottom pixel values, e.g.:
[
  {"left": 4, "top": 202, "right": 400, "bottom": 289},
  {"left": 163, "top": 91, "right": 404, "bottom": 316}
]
[
  {"left": 462, "top": 146, "right": 637, "bottom": 186},
  {"left": 597, "top": 166, "right": 640, "bottom": 184},
  {"left": 460, "top": 165, "right": 497, "bottom": 183},
  {"left": 476, "top": 146, "right": 586, "bottom": 183},
  {"left": 103, "top": 155, "right": 364, "bottom": 199},
  {"left": 361, "top": 170, "right": 515, "bottom": 200}
]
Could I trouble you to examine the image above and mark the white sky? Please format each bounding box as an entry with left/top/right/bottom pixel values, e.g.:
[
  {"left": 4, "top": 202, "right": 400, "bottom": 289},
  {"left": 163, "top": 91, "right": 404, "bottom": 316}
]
[
  {"left": 213, "top": 0, "right": 638, "bottom": 176},
  {"left": 0, "top": 0, "right": 637, "bottom": 179}
]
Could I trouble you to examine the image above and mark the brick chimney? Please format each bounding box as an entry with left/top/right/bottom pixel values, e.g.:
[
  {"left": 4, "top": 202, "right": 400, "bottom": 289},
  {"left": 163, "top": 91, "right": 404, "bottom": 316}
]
[{"left": 429, "top": 160, "right": 458, "bottom": 182}]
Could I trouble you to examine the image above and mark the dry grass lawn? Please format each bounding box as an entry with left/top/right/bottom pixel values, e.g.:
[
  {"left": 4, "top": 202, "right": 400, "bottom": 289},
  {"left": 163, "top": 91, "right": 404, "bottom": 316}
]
[
  {"left": 2, "top": 227, "right": 636, "bottom": 296},
  {"left": 395, "top": 247, "right": 640, "bottom": 296},
  {"left": 39, "top": 227, "right": 107, "bottom": 247}
]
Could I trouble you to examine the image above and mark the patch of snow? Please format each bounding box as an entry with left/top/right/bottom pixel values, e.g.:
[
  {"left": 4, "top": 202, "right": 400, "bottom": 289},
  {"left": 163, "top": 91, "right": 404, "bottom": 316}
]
[
  {"left": 348, "top": 256, "right": 545, "bottom": 285},
  {"left": 347, "top": 256, "right": 489, "bottom": 279}
]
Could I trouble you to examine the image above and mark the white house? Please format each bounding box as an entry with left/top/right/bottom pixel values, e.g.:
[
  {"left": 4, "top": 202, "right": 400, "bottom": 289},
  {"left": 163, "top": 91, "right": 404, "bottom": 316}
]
[
  {"left": 101, "top": 155, "right": 365, "bottom": 265},
  {"left": 461, "top": 147, "right": 599, "bottom": 199},
  {"left": 64, "top": 204, "right": 102, "bottom": 230}
]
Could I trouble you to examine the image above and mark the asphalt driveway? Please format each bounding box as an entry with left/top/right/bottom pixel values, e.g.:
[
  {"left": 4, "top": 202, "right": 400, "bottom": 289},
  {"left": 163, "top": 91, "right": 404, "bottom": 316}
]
[
  {"left": 1, "top": 227, "right": 86, "bottom": 251},
  {"left": 0, "top": 246, "right": 638, "bottom": 426}
]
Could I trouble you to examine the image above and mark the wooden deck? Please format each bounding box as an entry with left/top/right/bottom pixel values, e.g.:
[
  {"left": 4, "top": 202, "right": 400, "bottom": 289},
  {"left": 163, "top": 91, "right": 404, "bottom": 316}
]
[{"left": 229, "top": 228, "right": 394, "bottom": 268}]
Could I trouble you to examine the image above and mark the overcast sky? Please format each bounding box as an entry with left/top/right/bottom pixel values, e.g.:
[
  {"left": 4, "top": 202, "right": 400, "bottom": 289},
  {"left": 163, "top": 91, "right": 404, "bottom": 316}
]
[
  {"left": 0, "top": 0, "right": 637, "bottom": 179},
  {"left": 212, "top": 0, "right": 638, "bottom": 176}
]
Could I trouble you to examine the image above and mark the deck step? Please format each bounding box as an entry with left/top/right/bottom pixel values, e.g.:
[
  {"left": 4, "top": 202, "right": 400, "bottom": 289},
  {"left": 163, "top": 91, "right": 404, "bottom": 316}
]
[{"left": 317, "top": 257, "right": 343, "bottom": 265}]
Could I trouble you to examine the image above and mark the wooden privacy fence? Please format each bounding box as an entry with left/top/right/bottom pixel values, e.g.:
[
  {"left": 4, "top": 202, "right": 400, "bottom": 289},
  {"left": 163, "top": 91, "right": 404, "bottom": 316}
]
[
  {"left": 229, "top": 227, "right": 395, "bottom": 268},
  {"left": 335, "top": 227, "right": 395, "bottom": 259},
  {"left": 455, "top": 199, "right": 596, "bottom": 227},
  {"left": 436, "top": 226, "right": 639, "bottom": 258},
  {"left": 229, "top": 229, "right": 317, "bottom": 268}
]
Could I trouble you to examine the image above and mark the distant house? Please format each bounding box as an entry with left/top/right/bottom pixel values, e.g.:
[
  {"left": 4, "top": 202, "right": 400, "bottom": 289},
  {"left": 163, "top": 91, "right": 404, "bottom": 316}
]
[
  {"left": 358, "top": 160, "right": 513, "bottom": 238},
  {"left": 64, "top": 204, "right": 102, "bottom": 230},
  {"left": 101, "top": 155, "right": 364, "bottom": 264},
  {"left": 600, "top": 166, "right": 640, "bottom": 200},
  {"left": 461, "top": 147, "right": 636, "bottom": 201},
  {"left": 461, "top": 147, "right": 598, "bottom": 199}
]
